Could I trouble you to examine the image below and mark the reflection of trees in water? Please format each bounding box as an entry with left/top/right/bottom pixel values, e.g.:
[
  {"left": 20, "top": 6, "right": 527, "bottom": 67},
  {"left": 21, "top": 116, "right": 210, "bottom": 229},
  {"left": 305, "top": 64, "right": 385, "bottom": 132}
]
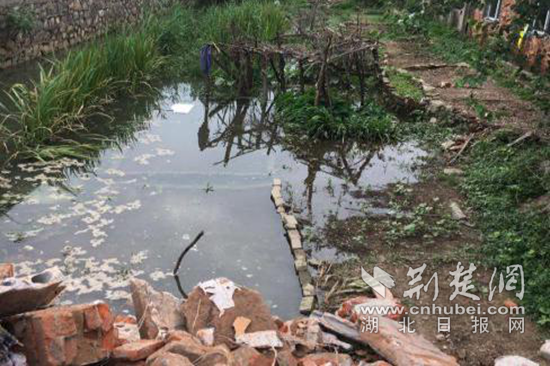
[
  {"left": 198, "top": 94, "right": 281, "bottom": 166},
  {"left": 197, "top": 95, "right": 383, "bottom": 213},
  {"left": 286, "top": 140, "right": 380, "bottom": 214}
]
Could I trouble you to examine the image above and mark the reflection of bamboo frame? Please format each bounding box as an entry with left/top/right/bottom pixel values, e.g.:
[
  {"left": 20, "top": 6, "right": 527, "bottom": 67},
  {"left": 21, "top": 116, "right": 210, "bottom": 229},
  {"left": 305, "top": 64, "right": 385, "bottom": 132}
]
[
  {"left": 199, "top": 95, "right": 281, "bottom": 166},
  {"left": 198, "top": 95, "right": 383, "bottom": 214}
]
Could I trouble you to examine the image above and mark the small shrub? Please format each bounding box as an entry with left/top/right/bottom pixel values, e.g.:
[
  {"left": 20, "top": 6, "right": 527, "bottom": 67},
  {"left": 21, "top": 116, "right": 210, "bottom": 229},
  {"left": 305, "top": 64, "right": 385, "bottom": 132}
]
[{"left": 276, "top": 89, "right": 396, "bottom": 141}]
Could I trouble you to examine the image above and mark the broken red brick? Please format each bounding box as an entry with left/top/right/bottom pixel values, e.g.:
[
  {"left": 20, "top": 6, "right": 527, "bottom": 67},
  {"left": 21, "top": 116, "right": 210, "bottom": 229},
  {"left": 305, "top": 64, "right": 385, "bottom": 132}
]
[
  {"left": 6, "top": 302, "right": 117, "bottom": 366},
  {"left": 113, "top": 339, "right": 165, "bottom": 361}
]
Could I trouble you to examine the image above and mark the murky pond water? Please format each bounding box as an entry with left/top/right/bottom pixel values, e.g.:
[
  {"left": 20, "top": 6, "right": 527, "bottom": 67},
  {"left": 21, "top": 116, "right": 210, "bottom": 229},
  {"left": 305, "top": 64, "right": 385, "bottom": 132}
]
[{"left": 0, "top": 81, "right": 427, "bottom": 318}]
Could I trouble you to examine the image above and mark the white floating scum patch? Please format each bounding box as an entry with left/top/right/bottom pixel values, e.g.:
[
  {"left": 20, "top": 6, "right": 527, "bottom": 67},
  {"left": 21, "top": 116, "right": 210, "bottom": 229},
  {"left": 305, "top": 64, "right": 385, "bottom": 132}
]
[
  {"left": 18, "top": 246, "right": 148, "bottom": 298},
  {"left": 155, "top": 148, "right": 175, "bottom": 156},
  {"left": 105, "top": 168, "right": 126, "bottom": 177},
  {"left": 138, "top": 133, "right": 162, "bottom": 145}
]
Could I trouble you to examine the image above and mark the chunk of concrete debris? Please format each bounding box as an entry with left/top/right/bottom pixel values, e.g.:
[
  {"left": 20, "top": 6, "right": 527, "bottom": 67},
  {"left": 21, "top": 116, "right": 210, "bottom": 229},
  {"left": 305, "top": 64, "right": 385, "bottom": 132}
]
[
  {"left": 293, "top": 318, "right": 352, "bottom": 352},
  {"left": 236, "top": 330, "right": 283, "bottom": 349},
  {"left": 0, "top": 267, "right": 65, "bottom": 317},
  {"left": 443, "top": 168, "right": 464, "bottom": 176},
  {"left": 113, "top": 339, "right": 165, "bottom": 362},
  {"left": 130, "top": 278, "right": 185, "bottom": 340},
  {"left": 299, "top": 296, "right": 315, "bottom": 315},
  {"left": 147, "top": 352, "right": 193, "bottom": 366},
  {"left": 283, "top": 214, "right": 299, "bottom": 230},
  {"left": 302, "top": 283, "right": 315, "bottom": 297},
  {"left": 321, "top": 332, "right": 352, "bottom": 351},
  {"left": 541, "top": 340, "right": 550, "bottom": 361},
  {"left": 0, "top": 263, "right": 14, "bottom": 281},
  {"left": 199, "top": 344, "right": 234, "bottom": 365},
  {"left": 298, "top": 270, "right": 312, "bottom": 289},
  {"left": 277, "top": 349, "right": 299, "bottom": 366},
  {"left": 288, "top": 230, "right": 302, "bottom": 250},
  {"left": 147, "top": 338, "right": 207, "bottom": 364},
  {"left": 272, "top": 186, "right": 285, "bottom": 208},
  {"left": 449, "top": 201, "right": 467, "bottom": 220},
  {"left": 196, "top": 328, "right": 215, "bottom": 346},
  {"left": 294, "top": 256, "right": 308, "bottom": 272},
  {"left": 232, "top": 346, "right": 274, "bottom": 365},
  {"left": 149, "top": 340, "right": 233, "bottom": 366},
  {"left": 299, "top": 353, "right": 354, "bottom": 366},
  {"left": 6, "top": 302, "right": 117, "bottom": 366},
  {"left": 114, "top": 315, "right": 140, "bottom": 345},
  {"left": 494, "top": 355, "right": 539, "bottom": 366},
  {"left": 182, "top": 279, "right": 277, "bottom": 347}
]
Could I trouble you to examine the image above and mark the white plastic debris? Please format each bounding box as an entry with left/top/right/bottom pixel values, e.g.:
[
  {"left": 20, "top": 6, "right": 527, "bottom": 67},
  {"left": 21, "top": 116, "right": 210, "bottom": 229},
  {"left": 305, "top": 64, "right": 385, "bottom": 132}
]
[
  {"left": 198, "top": 278, "right": 239, "bottom": 316},
  {"left": 236, "top": 330, "right": 283, "bottom": 349},
  {"left": 171, "top": 103, "right": 194, "bottom": 114}
]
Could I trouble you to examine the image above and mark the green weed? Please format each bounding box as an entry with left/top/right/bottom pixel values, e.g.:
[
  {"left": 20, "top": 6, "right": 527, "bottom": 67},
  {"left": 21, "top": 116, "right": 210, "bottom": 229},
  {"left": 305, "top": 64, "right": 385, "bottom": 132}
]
[
  {"left": 386, "top": 68, "right": 424, "bottom": 102},
  {"left": 276, "top": 89, "right": 396, "bottom": 142},
  {"left": 462, "top": 137, "right": 550, "bottom": 325}
]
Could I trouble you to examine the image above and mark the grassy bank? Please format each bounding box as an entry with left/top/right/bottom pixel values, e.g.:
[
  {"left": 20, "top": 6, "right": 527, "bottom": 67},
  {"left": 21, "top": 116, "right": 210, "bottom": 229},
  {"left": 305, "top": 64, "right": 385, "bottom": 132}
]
[
  {"left": 384, "top": 13, "right": 550, "bottom": 122},
  {"left": 375, "top": 8, "right": 550, "bottom": 327},
  {"left": 0, "top": 0, "right": 290, "bottom": 159},
  {"left": 462, "top": 135, "right": 550, "bottom": 326}
]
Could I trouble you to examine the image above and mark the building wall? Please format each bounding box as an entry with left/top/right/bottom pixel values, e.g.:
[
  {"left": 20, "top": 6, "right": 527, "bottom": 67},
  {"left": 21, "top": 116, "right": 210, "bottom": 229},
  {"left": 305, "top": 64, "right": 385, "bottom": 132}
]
[{"left": 0, "top": 0, "right": 175, "bottom": 69}]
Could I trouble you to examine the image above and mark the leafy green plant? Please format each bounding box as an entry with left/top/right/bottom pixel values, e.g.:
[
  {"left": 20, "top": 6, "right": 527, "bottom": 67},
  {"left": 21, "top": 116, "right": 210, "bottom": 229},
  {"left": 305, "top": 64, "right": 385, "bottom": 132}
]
[{"left": 276, "top": 88, "right": 396, "bottom": 142}]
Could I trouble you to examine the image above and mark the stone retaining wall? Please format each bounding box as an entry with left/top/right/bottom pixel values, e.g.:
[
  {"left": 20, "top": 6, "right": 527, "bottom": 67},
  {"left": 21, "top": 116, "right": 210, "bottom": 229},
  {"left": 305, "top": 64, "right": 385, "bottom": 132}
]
[{"left": 0, "top": 0, "right": 175, "bottom": 69}]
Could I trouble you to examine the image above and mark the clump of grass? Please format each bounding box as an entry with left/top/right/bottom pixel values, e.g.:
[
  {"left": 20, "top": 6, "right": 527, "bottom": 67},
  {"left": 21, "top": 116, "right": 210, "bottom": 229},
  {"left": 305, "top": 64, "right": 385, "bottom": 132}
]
[
  {"left": 201, "top": 0, "right": 288, "bottom": 45},
  {"left": 276, "top": 88, "right": 396, "bottom": 141},
  {"left": 1, "top": 22, "right": 165, "bottom": 155}
]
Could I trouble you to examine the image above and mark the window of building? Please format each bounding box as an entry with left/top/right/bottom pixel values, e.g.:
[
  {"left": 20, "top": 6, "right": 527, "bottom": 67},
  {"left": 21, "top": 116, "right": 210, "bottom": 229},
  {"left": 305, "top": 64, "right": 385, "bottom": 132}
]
[
  {"left": 532, "top": 6, "right": 550, "bottom": 34},
  {"left": 484, "top": 0, "right": 502, "bottom": 21}
]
